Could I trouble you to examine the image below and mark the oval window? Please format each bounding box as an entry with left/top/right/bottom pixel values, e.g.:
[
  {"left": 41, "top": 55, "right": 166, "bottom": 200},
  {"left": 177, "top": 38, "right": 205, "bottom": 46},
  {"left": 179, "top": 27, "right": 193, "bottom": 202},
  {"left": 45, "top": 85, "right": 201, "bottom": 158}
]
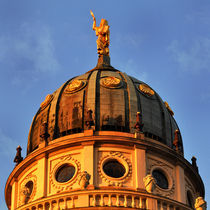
[
  {"left": 152, "top": 169, "right": 168, "bottom": 189},
  {"left": 103, "top": 159, "right": 126, "bottom": 178},
  {"left": 25, "top": 180, "right": 33, "bottom": 195},
  {"left": 56, "top": 164, "right": 75, "bottom": 183}
]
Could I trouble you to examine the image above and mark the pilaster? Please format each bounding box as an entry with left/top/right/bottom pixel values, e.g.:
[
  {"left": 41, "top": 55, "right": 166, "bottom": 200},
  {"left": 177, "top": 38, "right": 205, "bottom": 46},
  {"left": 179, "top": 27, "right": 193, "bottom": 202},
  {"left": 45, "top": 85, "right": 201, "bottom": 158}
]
[
  {"left": 11, "top": 178, "right": 18, "bottom": 210},
  {"left": 134, "top": 145, "right": 146, "bottom": 189},
  {"left": 82, "top": 141, "right": 95, "bottom": 189},
  {"left": 175, "top": 164, "right": 186, "bottom": 203},
  {"left": 36, "top": 154, "right": 48, "bottom": 198}
]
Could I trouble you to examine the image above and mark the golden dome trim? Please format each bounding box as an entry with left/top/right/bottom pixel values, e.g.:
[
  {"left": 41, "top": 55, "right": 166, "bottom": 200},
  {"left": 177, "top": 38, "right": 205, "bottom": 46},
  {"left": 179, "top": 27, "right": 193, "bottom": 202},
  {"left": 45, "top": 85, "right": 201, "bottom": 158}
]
[
  {"left": 100, "top": 76, "right": 122, "bottom": 89},
  {"left": 164, "top": 101, "right": 174, "bottom": 116},
  {"left": 40, "top": 94, "right": 54, "bottom": 110},
  {"left": 139, "top": 84, "right": 155, "bottom": 96},
  {"left": 64, "top": 79, "right": 87, "bottom": 94}
]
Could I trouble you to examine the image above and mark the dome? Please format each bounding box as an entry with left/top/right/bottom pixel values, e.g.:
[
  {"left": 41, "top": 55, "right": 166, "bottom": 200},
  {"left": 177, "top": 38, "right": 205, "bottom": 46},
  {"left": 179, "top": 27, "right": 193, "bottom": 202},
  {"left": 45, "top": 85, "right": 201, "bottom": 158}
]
[{"left": 27, "top": 63, "right": 183, "bottom": 155}]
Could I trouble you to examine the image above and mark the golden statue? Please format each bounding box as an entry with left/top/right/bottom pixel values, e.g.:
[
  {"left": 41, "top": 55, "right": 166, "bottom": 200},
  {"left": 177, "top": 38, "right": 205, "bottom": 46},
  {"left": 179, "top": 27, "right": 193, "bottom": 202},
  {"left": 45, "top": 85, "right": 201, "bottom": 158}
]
[{"left": 90, "top": 10, "right": 110, "bottom": 56}]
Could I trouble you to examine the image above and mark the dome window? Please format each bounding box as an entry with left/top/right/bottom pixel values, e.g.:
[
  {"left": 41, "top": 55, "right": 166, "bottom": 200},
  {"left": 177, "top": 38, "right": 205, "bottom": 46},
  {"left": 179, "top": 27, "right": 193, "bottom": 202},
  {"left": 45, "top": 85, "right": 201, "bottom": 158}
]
[
  {"left": 152, "top": 169, "right": 169, "bottom": 189},
  {"left": 103, "top": 159, "right": 126, "bottom": 178},
  {"left": 55, "top": 164, "right": 76, "bottom": 183},
  {"left": 187, "top": 190, "right": 194, "bottom": 207}
]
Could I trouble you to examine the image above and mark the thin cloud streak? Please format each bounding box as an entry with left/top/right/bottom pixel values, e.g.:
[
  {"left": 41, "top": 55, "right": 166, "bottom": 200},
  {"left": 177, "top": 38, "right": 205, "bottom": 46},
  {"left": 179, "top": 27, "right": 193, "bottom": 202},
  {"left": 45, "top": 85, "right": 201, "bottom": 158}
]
[
  {"left": 168, "top": 38, "right": 210, "bottom": 74},
  {"left": 0, "top": 22, "right": 60, "bottom": 85}
]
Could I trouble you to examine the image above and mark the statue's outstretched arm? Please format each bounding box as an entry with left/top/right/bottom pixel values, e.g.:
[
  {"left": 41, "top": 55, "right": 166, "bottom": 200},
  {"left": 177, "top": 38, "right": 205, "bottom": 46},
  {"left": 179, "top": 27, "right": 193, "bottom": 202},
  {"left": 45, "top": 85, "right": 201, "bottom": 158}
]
[{"left": 90, "top": 10, "right": 96, "bottom": 31}]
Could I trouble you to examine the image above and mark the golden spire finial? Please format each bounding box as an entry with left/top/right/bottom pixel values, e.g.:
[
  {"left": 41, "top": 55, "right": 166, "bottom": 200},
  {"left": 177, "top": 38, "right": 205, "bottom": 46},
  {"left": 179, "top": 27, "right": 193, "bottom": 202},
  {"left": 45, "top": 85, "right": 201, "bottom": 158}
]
[{"left": 90, "top": 10, "right": 110, "bottom": 57}]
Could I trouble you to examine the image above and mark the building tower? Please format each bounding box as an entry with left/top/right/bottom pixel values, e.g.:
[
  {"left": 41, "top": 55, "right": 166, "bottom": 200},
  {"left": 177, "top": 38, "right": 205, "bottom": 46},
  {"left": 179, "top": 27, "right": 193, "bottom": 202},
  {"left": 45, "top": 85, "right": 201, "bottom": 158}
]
[{"left": 5, "top": 13, "right": 207, "bottom": 210}]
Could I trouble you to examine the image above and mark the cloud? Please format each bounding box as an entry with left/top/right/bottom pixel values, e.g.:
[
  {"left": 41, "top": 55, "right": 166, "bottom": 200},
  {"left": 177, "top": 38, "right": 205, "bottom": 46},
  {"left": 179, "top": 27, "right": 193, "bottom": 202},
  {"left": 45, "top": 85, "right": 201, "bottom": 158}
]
[
  {"left": 168, "top": 38, "right": 210, "bottom": 74},
  {"left": 185, "top": 9, "right": 210, "bottom": 26},
  {"left": 0, "top": 22, "right": 60, "bottom": 84},
  {"left": 0, "top": 128, "right": 17, "bottom": 158}
]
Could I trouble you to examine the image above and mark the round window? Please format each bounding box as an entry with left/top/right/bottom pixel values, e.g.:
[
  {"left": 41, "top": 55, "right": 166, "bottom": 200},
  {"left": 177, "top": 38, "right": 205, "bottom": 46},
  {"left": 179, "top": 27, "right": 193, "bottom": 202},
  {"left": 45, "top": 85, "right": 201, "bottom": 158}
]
[
  {"left": 103, "top": 159, "right": 126, "bottom": 178},
  {"left": 55, "top": 164, "right": 75, "bottom": 183},
  {"left": 152, "top": 169, "right": 168, "bottom": 189}
]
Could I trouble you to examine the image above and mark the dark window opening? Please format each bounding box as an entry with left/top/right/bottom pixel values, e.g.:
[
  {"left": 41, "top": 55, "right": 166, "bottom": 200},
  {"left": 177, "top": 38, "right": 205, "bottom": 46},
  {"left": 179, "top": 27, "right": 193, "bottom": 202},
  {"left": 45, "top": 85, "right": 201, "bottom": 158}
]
[
  {"left": 187, "top": 191, "right": 193, "bottom": 207},
  {"left": 103, "top": 159, "right": 126, "bottom": 178},
  {"left": 101, "top": 125, "right": 126, "bottom": 132},
  {"left": 60, "top": 127, "right": 82, "bottom": 137},
  {"left": 152, "top": 169, "right": 168, "bottom": 189},
  {"left": 25, "top": 181, "right": 33, "bottom": 195},
  {"left": 56, "top": 164, "right": 75, "bottom": 183},
  {"left": 144, "top": 132, "right": 163, "bottom": 142}
]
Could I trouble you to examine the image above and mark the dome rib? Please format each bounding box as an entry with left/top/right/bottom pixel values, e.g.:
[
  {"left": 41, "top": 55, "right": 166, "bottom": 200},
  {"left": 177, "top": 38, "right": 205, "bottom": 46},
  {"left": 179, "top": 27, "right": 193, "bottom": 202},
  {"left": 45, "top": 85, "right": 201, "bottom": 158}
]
[{"left": 118, "top": 72, "right": 130, "bottom": 132}]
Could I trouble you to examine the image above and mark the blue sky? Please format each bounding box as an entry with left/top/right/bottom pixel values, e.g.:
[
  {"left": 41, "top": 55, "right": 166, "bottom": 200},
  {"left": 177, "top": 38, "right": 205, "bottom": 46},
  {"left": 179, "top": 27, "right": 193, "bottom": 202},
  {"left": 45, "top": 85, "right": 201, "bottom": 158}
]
[{"left": 1, "top": 0, "right": 210, "bottom": 208}]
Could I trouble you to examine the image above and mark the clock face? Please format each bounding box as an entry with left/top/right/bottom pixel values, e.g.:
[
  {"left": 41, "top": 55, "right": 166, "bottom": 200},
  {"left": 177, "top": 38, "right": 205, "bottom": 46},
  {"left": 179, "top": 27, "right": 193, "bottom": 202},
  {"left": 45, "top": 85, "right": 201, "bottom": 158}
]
[{"left": 139, "top": 84, "right": 155, "bottom": 96}]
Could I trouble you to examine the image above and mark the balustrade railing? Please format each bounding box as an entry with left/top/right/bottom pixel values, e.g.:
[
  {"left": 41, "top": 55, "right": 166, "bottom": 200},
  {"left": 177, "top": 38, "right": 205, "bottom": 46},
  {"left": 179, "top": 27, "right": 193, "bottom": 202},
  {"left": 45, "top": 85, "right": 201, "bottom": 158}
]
[
  {"left": 89, "top": 193, "right": 147, "bottom": 208},
  {"left": 16, "top": 191, "right": 193, "bottom": 210},
  {"left": 17, "top": 195, "right": 77, "bottom": 210}
]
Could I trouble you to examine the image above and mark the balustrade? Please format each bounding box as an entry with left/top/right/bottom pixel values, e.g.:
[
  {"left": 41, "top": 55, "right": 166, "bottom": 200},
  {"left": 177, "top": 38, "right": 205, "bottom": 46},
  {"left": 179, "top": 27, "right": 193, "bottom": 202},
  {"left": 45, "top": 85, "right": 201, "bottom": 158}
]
[
  {"left": 16, "top": 191, "right": 193, "bottom": 210},
  {"left": 89, "top": 193, "right": 147, "bottom": 209},
  {"left": 18, "top": 195, "right": 77, "bottom": 210}
]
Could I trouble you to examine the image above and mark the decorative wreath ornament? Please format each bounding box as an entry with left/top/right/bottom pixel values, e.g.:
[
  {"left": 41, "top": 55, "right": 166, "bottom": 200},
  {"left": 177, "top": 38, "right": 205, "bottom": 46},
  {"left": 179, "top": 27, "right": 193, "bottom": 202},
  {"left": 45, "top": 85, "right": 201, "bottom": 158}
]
[
  {"left": 49, "top": 155, "right": 81, "bottom": 192},
  {"left": 64, "top": 79, "right": 87, "bottom": 94},
  {"left": 139, "top": 84, "right": 155, "bottom": 96},
  {"left": 40, "top": 94, "right": 54, "bottom": 110},
  {"left": 100, "top": 76, "right": 122, "bottom": 89},
  {"left": 98, "top": 151, "right": 132, "bottom": 186}
]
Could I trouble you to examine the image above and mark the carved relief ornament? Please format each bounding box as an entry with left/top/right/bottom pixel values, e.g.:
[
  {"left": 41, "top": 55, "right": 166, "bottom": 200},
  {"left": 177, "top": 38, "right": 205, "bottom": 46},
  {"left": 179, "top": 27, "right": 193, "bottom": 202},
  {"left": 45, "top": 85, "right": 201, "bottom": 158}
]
[
  {"left": 164, "top": 101, "right": 174, "bottom": 116},
  {"left": 40, "top": 94, "right": 54, "bottom": 110},
  {"left": 64, "top": 80, "right": 86, "bottom": 94},
  {"left": 98, "top": 151, "right": 132, "bottom": 186},
  {"left": 143, "top": 174, "right": 156, "bottom": 193},
  {"left": 195, "top": 197, "right": 207, "bottom": 210},
  {"left": 100, "top": 76, "right": 122, "bottom": 89},
  {"left": 78, "top": 171, "right": 91, "bottom": 189},
  {"left": 49, "top": 155, "right": 81, "bottom": 192},
  {"left": 138, "top": 84, "right": 155, "bottom": 96}
]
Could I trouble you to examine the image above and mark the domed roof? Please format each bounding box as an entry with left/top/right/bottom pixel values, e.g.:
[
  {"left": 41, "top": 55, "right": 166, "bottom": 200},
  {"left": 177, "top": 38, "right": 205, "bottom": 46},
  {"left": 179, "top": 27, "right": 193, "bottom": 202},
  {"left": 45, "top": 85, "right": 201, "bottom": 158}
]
[{"left": 27, "top": 62, "right": 183, "bottom": 155}]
